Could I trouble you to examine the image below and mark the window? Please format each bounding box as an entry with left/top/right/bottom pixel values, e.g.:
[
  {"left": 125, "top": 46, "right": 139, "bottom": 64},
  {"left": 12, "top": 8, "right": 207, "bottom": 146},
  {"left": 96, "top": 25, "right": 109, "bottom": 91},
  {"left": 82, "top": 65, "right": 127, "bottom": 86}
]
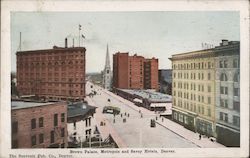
[
  {"left": 12, "top": 139, "right": 18, "bottom": 148},
  {"left": 12, "top": 121, "right": 18, "bottom": 134},
  {"left": 208, "top": 62, "right": 211, "bottom": 69},
  {"left": 208, "top": 85, "right": 211, "bottom": 92},
  {"left": 39, "top": 133, "right": 44, "bottom": 144},
  {"left": 234, "top": 73, "right": 239, "bottom": 82},
  {"left": 31, "top": 135, "right": 36, "bottom": 146},
  {"left": 89, "top": 118, "right": 91, "bottom": 126},
  {"left": 208, "top": 73, "right": 211, "bottom": 80},
  {"left": 39, "top": 117, "right": 43, "bottom": 128},
  {"left": 207, "top": 108, "right": 211, "bottom": 117},
  {"left": 220, "top": 86, "right": 228, "bottom": 95},
  {"left": 61, "top": 113, "right": 65, "bottom": 122},
  {"left": 234, "top": 88, "right": 239, "bottom": 96},
  {"left": 219, "top": 61, "right": 223, "bottom": 68},
  {"left": 54, "top": 114, "right": 58, "bottom": 127},
  {"left": 220, "top": 112, "right": 228, "bottom": 123},
  {"left": 208, "top": 97, "right": 211, "bottom": 104},
  {"left": 220, "top": 73, "right": 228, "bottom": 81},
  {"left": 61, "top": 128, "right": 65, "bottom": 137},
  {"left": 224, "top": 60, "right": 228, "bottom": 68},
  {"left": 233, "top": 116, "right": 240, "bottom": 127},
  {"left": 233, "top": 101, "right": 240, "bottom": 112},
  {"left": 31, "top": 118, "right": 36, "bottom": 129},
  {"left": 73, "top": 121, "right": 76, "bottom": 130},
  {"left": 50, "top": 131, "right": 55, "bottom": 143}
]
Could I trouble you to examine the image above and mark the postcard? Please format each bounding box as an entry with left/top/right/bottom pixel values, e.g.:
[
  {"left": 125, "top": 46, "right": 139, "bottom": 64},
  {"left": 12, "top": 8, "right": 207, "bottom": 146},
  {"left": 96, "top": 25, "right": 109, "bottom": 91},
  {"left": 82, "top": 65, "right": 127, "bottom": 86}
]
[{"left": 1, "top": 0, "right": 249, "bottom": 158}]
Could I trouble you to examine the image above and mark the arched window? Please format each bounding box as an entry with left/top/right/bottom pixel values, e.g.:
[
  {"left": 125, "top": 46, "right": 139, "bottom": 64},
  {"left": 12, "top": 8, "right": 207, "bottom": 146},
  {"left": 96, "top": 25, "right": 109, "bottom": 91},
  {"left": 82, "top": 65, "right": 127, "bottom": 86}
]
[
  {"left": 234, "top": 72, "right": 240, "bottom": 82},
  {"left": 220, "top": 73, "right": 228, "bottom": 81}
]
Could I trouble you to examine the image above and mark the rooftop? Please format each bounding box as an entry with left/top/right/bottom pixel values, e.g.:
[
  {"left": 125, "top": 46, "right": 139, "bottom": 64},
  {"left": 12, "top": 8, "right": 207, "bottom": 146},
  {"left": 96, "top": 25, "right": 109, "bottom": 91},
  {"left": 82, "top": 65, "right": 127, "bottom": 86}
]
[
  {"left": 16, "top": 46, "right": 85, "bottom": 54},
  {"left": 118, "top": 89, "right": 172, "bottom": 102},
  {"left": 67, "top": 102, "right": 96, "bottom": 118},
  {"left": 11, "top": 100, "right": 64, "bottom": 110}
]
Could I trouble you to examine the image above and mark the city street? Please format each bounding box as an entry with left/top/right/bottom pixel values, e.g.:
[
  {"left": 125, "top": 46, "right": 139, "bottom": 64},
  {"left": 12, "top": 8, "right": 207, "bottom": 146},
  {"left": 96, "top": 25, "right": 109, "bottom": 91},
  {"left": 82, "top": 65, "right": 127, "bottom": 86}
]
[{"left": 86, "top": 81, "right": 224, "bottom": 148}]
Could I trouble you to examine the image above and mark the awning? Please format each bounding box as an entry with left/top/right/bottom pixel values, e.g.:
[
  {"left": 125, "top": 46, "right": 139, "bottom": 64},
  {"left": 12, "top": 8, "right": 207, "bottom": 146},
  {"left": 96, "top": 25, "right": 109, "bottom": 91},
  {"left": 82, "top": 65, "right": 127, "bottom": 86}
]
[
  {"left": 150, "top": 103, "right": 167, "bottom": 107},
  {"left": 133, "top": 98, "right": 142, "bottom": 103}
]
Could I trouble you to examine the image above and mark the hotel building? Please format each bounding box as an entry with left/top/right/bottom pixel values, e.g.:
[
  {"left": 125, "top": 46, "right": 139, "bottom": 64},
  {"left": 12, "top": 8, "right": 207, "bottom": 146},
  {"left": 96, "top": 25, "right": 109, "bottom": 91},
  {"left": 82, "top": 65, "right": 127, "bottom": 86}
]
[
  {"left": 113, "top": 52, "right": 158, "bottom": 90},
  {"left": 16, "top": 39, "right": 86, "bottom": 101},
  {"left": 170, "top": 40, "right": 240, "bottom": 146}
]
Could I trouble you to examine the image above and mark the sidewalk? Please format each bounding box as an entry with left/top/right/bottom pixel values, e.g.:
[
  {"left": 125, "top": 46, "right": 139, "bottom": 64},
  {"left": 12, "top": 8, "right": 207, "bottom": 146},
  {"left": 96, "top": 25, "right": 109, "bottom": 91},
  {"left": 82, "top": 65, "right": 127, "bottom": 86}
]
[
  {"left": 86, "top": 96, "right": 127, "bottom": 148},
  {"left": 155, "top": 118, "right": 225, "bottom": 148}
]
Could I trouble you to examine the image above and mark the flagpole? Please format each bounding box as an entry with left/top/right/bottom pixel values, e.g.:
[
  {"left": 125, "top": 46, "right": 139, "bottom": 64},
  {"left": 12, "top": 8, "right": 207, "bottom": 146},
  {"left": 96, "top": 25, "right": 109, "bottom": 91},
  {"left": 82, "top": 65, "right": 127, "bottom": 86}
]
[{"left": 79, "top": 25, "right": 80, "bottom": 47}]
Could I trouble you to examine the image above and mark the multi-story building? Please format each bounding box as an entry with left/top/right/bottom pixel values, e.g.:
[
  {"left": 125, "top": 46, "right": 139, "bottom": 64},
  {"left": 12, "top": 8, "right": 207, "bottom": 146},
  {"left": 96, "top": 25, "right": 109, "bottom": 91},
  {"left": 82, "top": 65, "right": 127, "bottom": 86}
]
[
  {"left": 170, "top": 40, "right": 240, "bottom": 146},
  {"left": 11, "top": 100, "right": 68, "bottom": 148},
  {"left": 214, "top": 40, "right": 240, "bottom": 147},
  {"left": 113, "top": 52, "right": 129, "bottom": 89},
  {"left": 144, "top": 58, "right": 159, "bottom": 90},
  {"left": 16, "top": 39, "right": 86, "bottom": 101},
  {"left": 113, "top": 52, "right": 158, "bottom": 90},
  {"left": 158, "top": 69, "right": 172, "bottom": 95},
  {"left": 102, "top": 44, "right": 112, "bottom": 90},
  {"left": 67, "top": 102, "right": 97, "bottom": 147},
  {"left": 170, "top": 48, "right": 216, "bottom": 136}
]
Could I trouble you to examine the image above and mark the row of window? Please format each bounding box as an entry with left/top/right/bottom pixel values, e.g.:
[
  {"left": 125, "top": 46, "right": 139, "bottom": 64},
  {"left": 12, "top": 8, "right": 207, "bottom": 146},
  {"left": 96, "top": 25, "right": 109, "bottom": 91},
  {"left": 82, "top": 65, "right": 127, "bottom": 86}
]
[
  {"left": 173, "top": 61, "right": 213, "bottom": 70},
  {"left": 31, "top": 128, "right": 65, "bottom": 146},
  {"left": 219, "top": 59, "right": 239, "bottom": 68},
  {"left": 173, "top": 72, "right": 212, "bottom": 80},
  {"left": 18, "top": 60, "right": 84, "bottom": 67},
  {"left": 174, "top": 92, "right": 212, "bottom": 104},
  {"left": 220, "top": 86, "right": 239, "bottom": 96},
  {"left": 220, "top": 99, "right": 240, "bottom": 112},
  {"left": 219, "top": 112, "right": 240, "bottom": 127},
  {"left": 172, "top": 59, "right": 239, "bottom": 70},
  {"left": 174, "top": 83, "right": 212, "bottom": 93},
  {"left": 18, "top": 52, "right": 84, "bottom": 61},
  {"left": 174, "top": 99, "right": 211, "bottom": 117}
]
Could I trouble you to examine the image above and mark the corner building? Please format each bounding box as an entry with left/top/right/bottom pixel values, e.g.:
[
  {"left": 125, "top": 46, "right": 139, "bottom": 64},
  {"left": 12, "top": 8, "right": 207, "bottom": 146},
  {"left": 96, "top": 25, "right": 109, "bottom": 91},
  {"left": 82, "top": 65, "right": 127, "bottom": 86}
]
[
  {"left": 170, "top": 49, "right": 216, "bottom": 137},
  {"left": 16, "top": 45, "right": 86, "bottom": 101},
  {"left": 11, "top": 101, "right": 68, "bottom": 148},
  {"left": 170, "top": 40, "right": 240, "bottom": 146}
]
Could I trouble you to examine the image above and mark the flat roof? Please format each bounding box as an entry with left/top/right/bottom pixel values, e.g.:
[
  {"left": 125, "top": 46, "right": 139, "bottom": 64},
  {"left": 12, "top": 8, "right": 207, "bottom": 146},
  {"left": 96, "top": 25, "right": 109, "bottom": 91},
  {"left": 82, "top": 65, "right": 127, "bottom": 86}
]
[
  {"left": 118, "top": 89, "right": 172, "bottom": 102},
  {"left": 67, "top": 102, "right": 96, "bottom": 118},
  {"left": 11, "top": 101, "right": 63, "bottom": 110}
]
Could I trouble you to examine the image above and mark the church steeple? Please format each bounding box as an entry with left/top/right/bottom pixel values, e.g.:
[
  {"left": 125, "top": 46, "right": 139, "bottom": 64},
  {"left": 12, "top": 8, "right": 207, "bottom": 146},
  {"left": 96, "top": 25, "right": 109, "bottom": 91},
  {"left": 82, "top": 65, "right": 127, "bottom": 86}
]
[
  {"left": 102, "top": 44, "right": 112, "bottom": 90},
  {"left": 105, "top": 44, "right": 110, "bottom": 68}
]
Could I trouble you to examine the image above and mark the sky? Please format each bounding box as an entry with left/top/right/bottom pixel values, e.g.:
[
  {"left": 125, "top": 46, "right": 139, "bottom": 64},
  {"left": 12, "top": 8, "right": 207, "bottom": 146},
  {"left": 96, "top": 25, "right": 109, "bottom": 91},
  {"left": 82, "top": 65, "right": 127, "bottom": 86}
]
[{"left": 11, "top": 12, "right": 240, "bottom": 73}]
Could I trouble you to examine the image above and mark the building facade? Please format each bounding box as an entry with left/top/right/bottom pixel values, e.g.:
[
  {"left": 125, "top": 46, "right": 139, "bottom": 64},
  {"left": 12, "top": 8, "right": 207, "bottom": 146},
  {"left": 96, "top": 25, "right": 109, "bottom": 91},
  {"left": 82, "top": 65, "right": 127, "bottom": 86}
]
[
  {"left": 113, "top": 52, "right": 158, "bottom": 90},
  {"left": 170, "top": 48, "right": 216, "bottom": 136},
  {"left": 214, "top": 40, "right": 240, "bottom": 147},
  {"left": 102, "top": 45, "right": 112, "bottom": 90},
  {"left": 67, "top": 102, "right": 97, "bottom": 147},
  {"left": 170, "top": 40, "right": 240, "bottom": 146},
  {"left": 16, "top": 40, "right": 86, "bottom": 101},
  {"left": 144, "top": 58, "right": 159, "bottom": 90},
  {"left": 11, "top": 101, "right": 68, "bottom": 148}
]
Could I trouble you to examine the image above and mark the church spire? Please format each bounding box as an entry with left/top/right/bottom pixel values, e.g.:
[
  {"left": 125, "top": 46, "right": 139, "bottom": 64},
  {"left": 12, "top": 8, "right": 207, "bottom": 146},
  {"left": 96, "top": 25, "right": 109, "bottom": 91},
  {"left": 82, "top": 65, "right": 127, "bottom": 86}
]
[{"left": 105, "top": 44, "right": 110, "bottom": 68}]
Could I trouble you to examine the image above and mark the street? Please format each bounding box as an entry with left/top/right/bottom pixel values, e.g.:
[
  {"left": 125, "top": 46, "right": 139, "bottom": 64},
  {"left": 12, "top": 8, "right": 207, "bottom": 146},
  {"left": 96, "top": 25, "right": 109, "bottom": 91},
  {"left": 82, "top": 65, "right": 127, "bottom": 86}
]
[{"left": 86, "top": 81, "right": 202, "bottom": 148}]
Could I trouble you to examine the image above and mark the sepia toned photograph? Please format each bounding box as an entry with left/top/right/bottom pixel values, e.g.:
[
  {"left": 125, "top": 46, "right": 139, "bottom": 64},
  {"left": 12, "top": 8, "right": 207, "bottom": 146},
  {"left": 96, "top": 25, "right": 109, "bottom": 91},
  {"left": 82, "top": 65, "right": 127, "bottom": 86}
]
[{"left": 1, "top": 0, "right": 249, "bottom": 158}]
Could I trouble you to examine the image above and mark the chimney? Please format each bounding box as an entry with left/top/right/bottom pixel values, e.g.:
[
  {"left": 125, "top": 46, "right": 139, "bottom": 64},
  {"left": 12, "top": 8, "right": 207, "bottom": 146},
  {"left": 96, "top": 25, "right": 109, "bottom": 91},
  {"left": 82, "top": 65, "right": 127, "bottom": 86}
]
[{"left": 65, "top": 38, "right": 68, "bottom": 48}]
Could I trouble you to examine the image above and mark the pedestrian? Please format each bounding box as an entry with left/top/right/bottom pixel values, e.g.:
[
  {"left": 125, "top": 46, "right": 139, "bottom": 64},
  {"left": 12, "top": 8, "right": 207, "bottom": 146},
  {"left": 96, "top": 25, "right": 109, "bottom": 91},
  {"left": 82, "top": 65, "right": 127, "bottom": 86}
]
[
  {"left": 121, "top": 113, "right": 123, "bottom": 117},
  {"left": 162, "top": 117, "right": 164, "bottom": 122},
  {"left": 139, "top": 110, "right": 141, "bottom": 113},
  {"left": 199, "top": 134, "right": 201, "bottom": 140},
  {"left": 125, "top": 112, "right": 127, "bottom": 116},
  {"left": 127, "top": 113, "right": 130, "bottom": 117}
]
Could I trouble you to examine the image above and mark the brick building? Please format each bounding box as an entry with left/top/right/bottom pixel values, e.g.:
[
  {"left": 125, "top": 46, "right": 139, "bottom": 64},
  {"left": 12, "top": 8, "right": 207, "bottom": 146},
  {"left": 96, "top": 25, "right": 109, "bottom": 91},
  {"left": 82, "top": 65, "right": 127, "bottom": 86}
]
[
  {"left": 11, "top": 101, "right": 68, "bottom": 148},
  {"left": 113, "top": 52, "right": 158, "bottom": 90},
  {"left": 144, "top": 58, "right": 159, "bottom": 90},
  {"left": 16, "top": 40, "right": 86, "bottom": 101}
]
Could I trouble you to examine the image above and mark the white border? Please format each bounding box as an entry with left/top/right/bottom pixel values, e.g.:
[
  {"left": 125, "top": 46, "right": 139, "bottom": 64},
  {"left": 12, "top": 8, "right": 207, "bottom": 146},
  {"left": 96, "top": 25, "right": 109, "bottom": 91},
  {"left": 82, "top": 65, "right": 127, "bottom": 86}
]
[{"left": 1, "top": 0, "right": 249, "bottom": 158}]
